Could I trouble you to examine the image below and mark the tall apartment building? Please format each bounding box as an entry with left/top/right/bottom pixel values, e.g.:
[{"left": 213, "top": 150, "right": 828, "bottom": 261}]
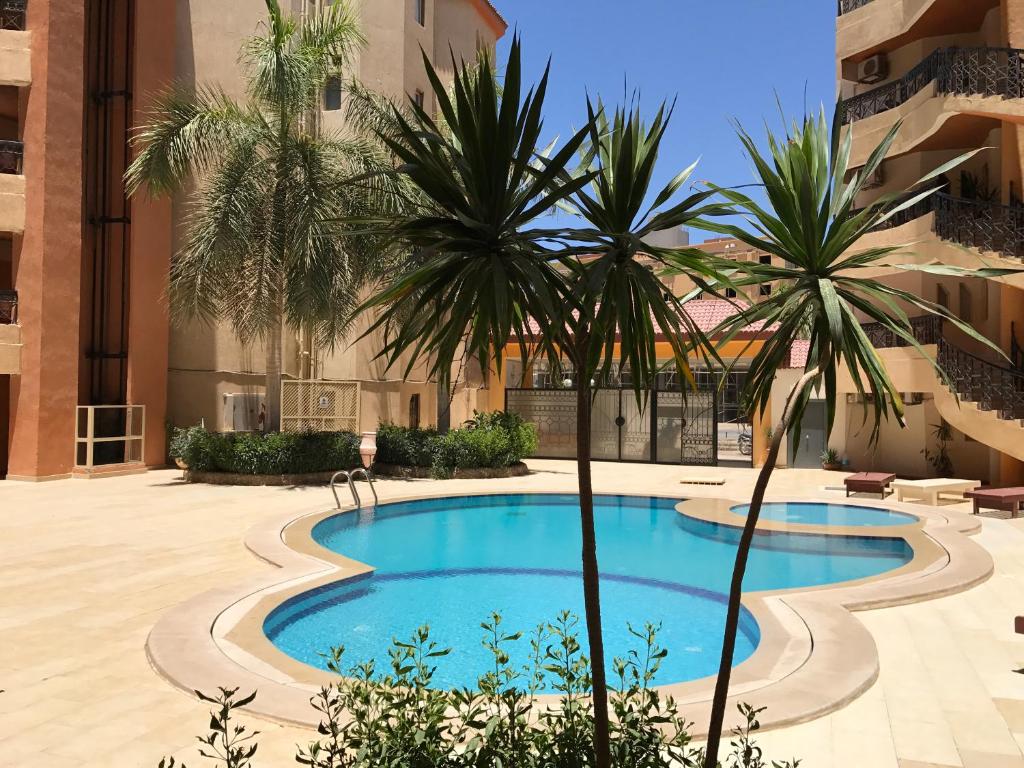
[
  {"left": 0, "top": 0, "right": 505, "bottom": 481},
  {"left": 831, "top": 0, "right": 1024, "bottom": 482}
]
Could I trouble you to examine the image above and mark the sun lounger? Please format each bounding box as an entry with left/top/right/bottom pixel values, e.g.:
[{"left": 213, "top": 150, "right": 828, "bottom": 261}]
[
  {"left": 891, "top": 478, "right": 981, "bottom": 506},
  {"left": 964, "top": 487, "right": 1024, "bottom": 518},
  {"left": 844, "top": 472, "right": 896, "bottom": 499}
]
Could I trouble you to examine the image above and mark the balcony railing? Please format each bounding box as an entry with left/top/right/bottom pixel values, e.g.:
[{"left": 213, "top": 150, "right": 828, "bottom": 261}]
[
  {"left": 838, "top": 0, "right": 874, "bottom": 15},
  {"left": 0, "top": 0, "right": 26, "bottom": 31},
  {"left": 0, "top": 289, "right": 15, "bottom": 324},
  {"left": 0, "top": 140, "right": 23, "bottom": 174},
  {"left": 934, "top": 193, "right": 1024, "bottom": 260},
  {"left": 842, "top": 47, "right": 1024, "bottom": 124},
  {"left": 858, "top": 191, "right": 1024, "bottom": 261},
  {"left": 862, "top": 315, "right": 942, "bottom": 349},
  {"left": 75, "top": 405, "right": 146, "bottom": 468},
  {"left": 938, "top": 338, "right": 1024, "bottom": 421}
]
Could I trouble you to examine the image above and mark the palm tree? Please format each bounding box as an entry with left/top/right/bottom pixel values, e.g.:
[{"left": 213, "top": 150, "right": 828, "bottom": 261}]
[
  {"left": 359, "top": 42, "right": 733, "bottom": 766},
  {"left": 125, "top": 0, "right": 402, "bottom": 430},
  {"left": 691, "top": 106, "right": 1013, "bottom": 767}
]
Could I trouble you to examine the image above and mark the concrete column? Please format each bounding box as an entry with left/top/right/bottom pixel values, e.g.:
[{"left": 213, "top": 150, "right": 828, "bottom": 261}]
[
  {"left": 126, "top": 0, "right": 175, "bottom": 467},
  {"left": 6, "top": 0, "right": 86, "bottom": 480}
]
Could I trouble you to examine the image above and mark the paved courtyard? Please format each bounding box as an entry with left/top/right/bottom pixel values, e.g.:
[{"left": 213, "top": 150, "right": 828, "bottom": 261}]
[{"left": 1, "top": 460, "right": 1024, "bottom": 767}]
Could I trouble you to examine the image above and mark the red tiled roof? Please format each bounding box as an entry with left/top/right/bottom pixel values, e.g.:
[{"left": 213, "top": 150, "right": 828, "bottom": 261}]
[
  {"left": 786, "top": 339, "right": 811, "bottom": 369},
  {"left": 517, "top": 299, "right": 774, "bottom": 341}
]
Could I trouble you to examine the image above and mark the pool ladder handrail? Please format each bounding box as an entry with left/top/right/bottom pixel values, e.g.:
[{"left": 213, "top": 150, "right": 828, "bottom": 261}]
[{"left": 330, "top": 468, "right": 378, "bottom": 509}]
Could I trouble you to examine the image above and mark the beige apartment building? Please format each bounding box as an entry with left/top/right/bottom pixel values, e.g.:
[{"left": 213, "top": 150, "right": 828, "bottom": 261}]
[
  {"left": 0, "top": 0, "right": 505, "bottom": 481},
  {"left": 822, "top": 0, "right": 1024, "bottom": 481}
]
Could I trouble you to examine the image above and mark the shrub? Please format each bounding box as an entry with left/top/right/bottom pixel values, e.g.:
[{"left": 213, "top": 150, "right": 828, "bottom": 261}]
[
  {"left": 376, "top": 411, "right": 538, "bottom": 479},
  {"left": 374, "top": 422, "right": 440, "bottom": 467},
  {"left": 161, "top": 613, "right": 800, "bottom": 768},
  {"left": 170, "top": 427, "right": 360, "bottom": 476}
]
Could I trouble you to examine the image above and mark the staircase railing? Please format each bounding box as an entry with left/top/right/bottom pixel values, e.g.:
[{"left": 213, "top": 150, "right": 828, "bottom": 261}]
[
  {"left": 842, "top": 47, "right": 1024, "bottom": 124},
  {"left": 861, "top": 315, "right": 942, "bottom": 348},
  {"left": 937, "top": 338, "right": 1024, "bottom": 421}
]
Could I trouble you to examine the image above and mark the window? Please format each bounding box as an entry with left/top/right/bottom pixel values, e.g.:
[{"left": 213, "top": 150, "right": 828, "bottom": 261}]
[
  {"left": 937, "top": 284, "right": 950, "bottom": 310},
  {"left": 323, "top": 76, "right": 342, "bottom": 111},
  {"left": 414, "top": 0, "right": 426, "bottom": 26},
  {"left": 725, "top": 288, "right": 738, "bottom": 299},
  {"left": 759, "top": 254, "right": 771, "bottom": 265},
  {"left": 759, "top": 284, "right": 772, "bottom": 297},
  {"left": 959, "top": 283, "right": 972, "bottom": 323},
  {"left": 409, "top": 394, "right": 421, "bottom": 429},
  {"left": 413, "top": 89, "right": 425, "bottom": 109}
]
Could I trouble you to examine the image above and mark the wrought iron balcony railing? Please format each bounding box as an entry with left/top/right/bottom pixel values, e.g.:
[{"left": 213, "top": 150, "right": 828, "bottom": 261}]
[
  {"left": 934, "top": 193, "right": 1024, "bottom": 260},
  {"left": 938, "top": 338, "right": 1024, "bottom": 421},
  {"left": 856, "top": 191, "right": 1024, "bottom": 261},
  {"left": 842, "top": 47, "right": 1024, "bottom": 124},
  {"left": 0, "top": 0, "right": 26, "bottom": 31},
  {"left": 0, "top": 289, "right": 16, "bottom": 324},
  {"left": 0, "top": 140, "right": 23, "bottom": 174},
  {"left": 862, "top": 315, "right": 942, "bottom": 349},
  {"left": 838, "top": 0, "right": 874, "bottom": 15}
]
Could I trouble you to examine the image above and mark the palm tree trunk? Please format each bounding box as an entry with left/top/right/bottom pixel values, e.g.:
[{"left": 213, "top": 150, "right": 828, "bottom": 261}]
[
  {"left": 703, "top": 367, "right": 820, "bottom": 768},
  {"left": 265, "top": 313, "right": 283, "bottom": 433},
  {"left": 576, "top": 377, "right": 611, "bottom": 768}
]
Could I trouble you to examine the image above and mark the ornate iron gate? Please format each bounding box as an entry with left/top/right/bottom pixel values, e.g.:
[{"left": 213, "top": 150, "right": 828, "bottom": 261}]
[{"left": 506, "top": 385, "right": 718, "bottom": 466}]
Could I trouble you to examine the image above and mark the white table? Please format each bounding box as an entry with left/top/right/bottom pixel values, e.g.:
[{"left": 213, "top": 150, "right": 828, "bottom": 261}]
[{"left": 891, "top": 478, "right": 981, "bottom": 506}]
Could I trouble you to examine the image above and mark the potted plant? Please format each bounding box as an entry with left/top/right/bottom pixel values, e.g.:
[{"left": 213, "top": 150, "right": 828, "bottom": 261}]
[{"left": 820, "top": 448, "right": 842, "bottom": 471}]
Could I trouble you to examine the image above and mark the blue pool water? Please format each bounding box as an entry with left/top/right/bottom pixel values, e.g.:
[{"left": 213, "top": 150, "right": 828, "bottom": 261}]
[
  {"left": 265, "top": 494, "right": 913, "bottom": 690},
  {"left": 732, "top": 502, "right": 918, "bottom": 528}
]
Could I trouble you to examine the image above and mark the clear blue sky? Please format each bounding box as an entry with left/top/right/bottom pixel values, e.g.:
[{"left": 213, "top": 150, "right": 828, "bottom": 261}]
[{"left": 491, "top": 0, "right": 836, "bottom": 242}]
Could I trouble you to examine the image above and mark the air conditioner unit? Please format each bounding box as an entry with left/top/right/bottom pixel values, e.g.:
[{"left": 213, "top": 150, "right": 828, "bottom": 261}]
[
  {"left": 223, "top": 392, "right": 265, "bottom": 432},
  {"left": 857, "top": 54, "right": 889, "bottom": 85},
  {"left": 862, "top": 164, "right": 886, "bottom": 190}
]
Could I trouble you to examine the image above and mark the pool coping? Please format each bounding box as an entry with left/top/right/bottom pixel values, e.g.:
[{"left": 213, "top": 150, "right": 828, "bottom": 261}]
[{"left": 145, "top": 487, "right": 993, "bottom": 738}]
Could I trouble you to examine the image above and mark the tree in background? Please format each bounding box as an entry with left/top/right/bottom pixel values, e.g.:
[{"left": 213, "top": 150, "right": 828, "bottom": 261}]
[{"left": 126, "top": 0, "right": 404, "bottom": 430}]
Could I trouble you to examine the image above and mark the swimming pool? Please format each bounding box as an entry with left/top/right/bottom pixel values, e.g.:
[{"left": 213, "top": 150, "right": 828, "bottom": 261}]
[
  {"left": 731, "top": 502, "right": 918, "bottom": 528},
  {"left": 265, "top": 494, "right": 913, "bottom": 691}
]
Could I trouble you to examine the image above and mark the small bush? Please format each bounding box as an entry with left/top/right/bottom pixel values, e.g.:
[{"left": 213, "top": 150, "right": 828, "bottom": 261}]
[
  {"left": 374, "top": 422, "right": 440, "bottom": 467},
  {"left": 162, "top": 613, "right": 800, "bottom": 768},
  {"left": 376, "top": 411, "right": 538, "bottom": 479},
  {"left": 170, "top": 427, "right": 360, "bottom": 476}
]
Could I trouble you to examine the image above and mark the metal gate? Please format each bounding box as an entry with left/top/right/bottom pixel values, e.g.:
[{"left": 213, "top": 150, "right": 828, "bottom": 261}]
[{"left": 506, "top": 386, "right": 717, "bottom": 466}]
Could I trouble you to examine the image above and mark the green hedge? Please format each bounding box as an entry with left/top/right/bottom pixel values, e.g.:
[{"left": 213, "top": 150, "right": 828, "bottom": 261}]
[
  {"left": 170, "top": 427, "right": 360, "bottom": 476},
  {"left": 376, "top": 411, "right": 538, "bottom": 479}
]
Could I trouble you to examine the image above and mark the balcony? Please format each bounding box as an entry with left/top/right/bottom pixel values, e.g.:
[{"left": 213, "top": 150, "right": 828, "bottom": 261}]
[
  {"left": 0, "top": 289, "right": 19, "bottom": 375},
  {"left": 859, "top": 192, "right": 1024, "bottom": 262},
  {"left": 0, "top": 139, "right": 24, "bottom": 232},
  {"left": 837, "top": 0, "right": 874, "bottom": 14},
  {"left": 842, "top": 47, "right": 1024, "bottom": 125},
  {"left": 0, "top": 0, "right": 29, "bottom": 87}
]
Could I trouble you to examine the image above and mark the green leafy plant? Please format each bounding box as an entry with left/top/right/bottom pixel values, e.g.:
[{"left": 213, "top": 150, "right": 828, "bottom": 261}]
[
  {"left": 374, "top": 422, "right": 441, "bottom": 467},
  {"left": 819, "top": 447, "right": 840, "bottom": 467},
  {"left": 162, "top": 614, "right": 799, "bottom": 768},
  {"left": 688, "top": 103, "right": 1013, "bottom": 766},
  {"left": 375, "top": 412, "right": 538, "bottom": 478},
  {"left": 922, "top": 421, "right": 954, "bottom": 476},
  {"left": 355, "top": 39, "right": 733, "bottom": 766},
  {"left": 171, "top": 427, "right": 360, "bottom": 476}
]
